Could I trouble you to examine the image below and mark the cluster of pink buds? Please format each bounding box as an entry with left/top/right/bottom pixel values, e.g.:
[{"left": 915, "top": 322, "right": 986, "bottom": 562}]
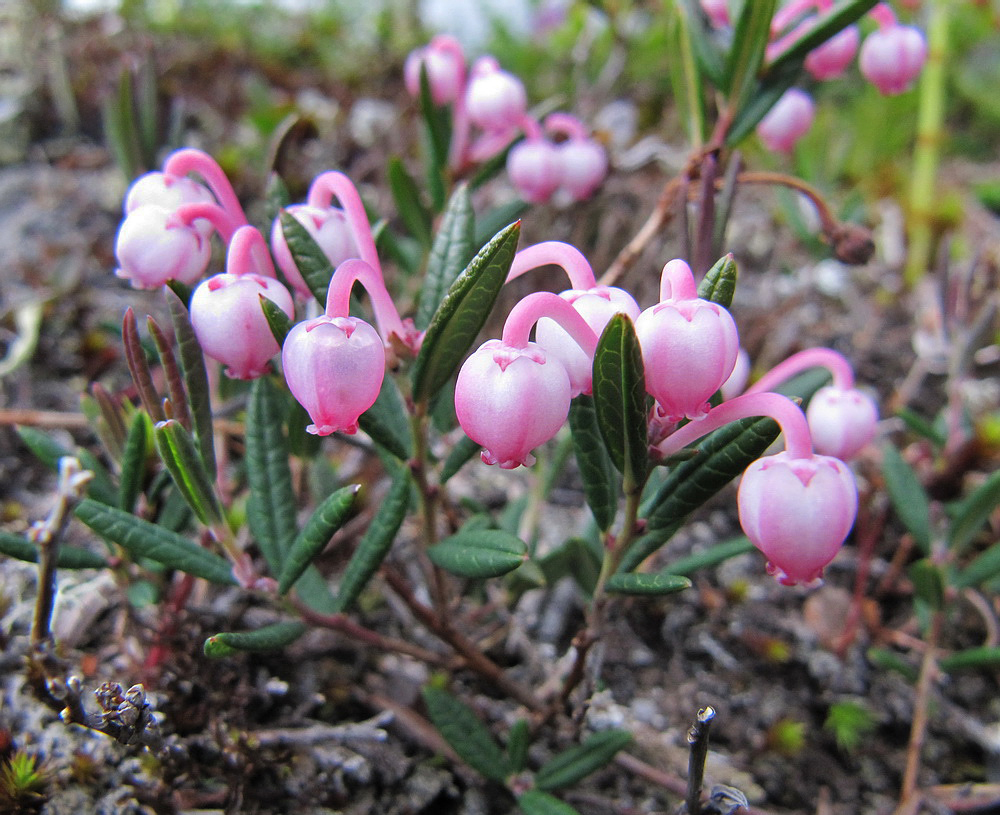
[
  {"left": 695, "top": 1, "right": 928, "bottom": 153},
  {"left": 404, "top": 36, "right": 607, "bottom": 203}
]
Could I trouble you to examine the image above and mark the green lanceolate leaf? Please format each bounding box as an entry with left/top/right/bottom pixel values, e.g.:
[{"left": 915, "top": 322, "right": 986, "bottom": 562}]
[
  {"left": 724, "top": 0, "right": 777, "bottom": 113},
  {"left": 411, "top": 221, "right": 520, "bottom": 404},
  {"left": 388, "top": 156, "right": 433, "bottom": 248},
  {"left": 278, "top": 484, "right": 360, "bottom": 595},
  {"left": 153, "top": 420, "right": 224, "bottom": 527},
  {"left": 264, "top": 172, "right": 291, "bottom": 230},
  {"left": 955, "top": 543, "right": 1000, "bottom": 590},
  {"left": 908, "top": 558, "right": 945, "bottom": 611},
  {"left": 507, "top": 719, "right": 531, "bottom": 773},
  {"left": 538, "top": 537, "right": 602, "bottom": 596},
  {"left": 534, "top": 730, "right": 633, "bottom": 792},
  {"left": 440, "top": 434, "right": 481, "bottom": 484},
  {"left": 765, "top": 0, "right": 880, "bottom": 77},
  {"left": 119, "top": 412, "right": 151, "bottom": 513},
  {"left": 331, "top": 473, "right": 411, "bottom": 613},
  {"left": 568, "top": 396, "right": 619, "bottom": 531},
  {"left": 663, "top": 536, "right": 755, "bottom": 576},
  {"left": 624, "top": 415, "right": 781, "bottom": 572},
  {"left": 122, "top": 307, "right": 165, "bottom": 423},
  {"left": 676, "top": 0, "right": 726, "bottom": 87},
  {"left": 604, "top": 572, "right": 692, "bottom": 596},
  {"left": 15, "top": 426, "right": 116, "bottom": 506},
  {"left": 881, "top": 444, "right": 931, "bottom": 554},
  {"left": 697, "top": 253, "right": 738, "bottom": 308},
  {"left": 358, "top": 375, "right": 413, "bottom": 461},
  {"left": 474, "top": 199, "right": 530, "bottom": 251},
  {"left": 417, "top": 184, "right": 475, "bottom": 331},
  {"left": 418, "top": 65, "right": 452, "bottom": 211},
  {"left": 517, "top": 790, "right": 583, "bottom": 815},
  {"left": 75, "top": 499, "right": 235, "bottom": 584},
  {"left": 428, "top": 529, "right": 528, "bottom": 579},
  {"left": 422, "top": 686, "right": 513, "bottom": 782},
  {"left": 16, "top": 425, "right": 72, "bottom": 474},
  {"left": 146, "top": 315, "right": 193, "bottom": 433},
  {"left": 279, "top": 210, "right": 335, "bottom": 306},
  {"left": 725, "top": 62, "right": 799, "bottom": 147},
  {"left": 949, "top": 468, "right": 1000, "bottom": 555},
  {"left": 204, "top": 621, "right": 308, "bottom": 658},
  {"left": 0, "top": 530, "right": 108, "bottom": 569},
  {"left": 260, "top": 295, "right": 293, "bottom": 346},
  {"left": 939, "top": 647, "right": 1000, "bottom": 673},
  {"left": 592, "top": 314, "right": 648, "bottom": 487}
]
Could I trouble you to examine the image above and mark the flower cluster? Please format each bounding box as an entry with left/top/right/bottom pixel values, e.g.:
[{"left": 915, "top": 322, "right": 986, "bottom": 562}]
[{"left": 404, "top": 35, "right": 607, "bottom": 203}]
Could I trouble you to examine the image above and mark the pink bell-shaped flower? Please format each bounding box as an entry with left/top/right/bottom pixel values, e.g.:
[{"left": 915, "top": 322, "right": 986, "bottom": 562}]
[
  {"left": 404, "top": 35, "right": 466, "bottom": 106},
  {"left": 634, "top": 259, "right": 739, "bottom": 421},
  {"left": 282, "top": 316, "right": 385, "bottom": 436},
  {"left": 806, "top": 385, "right": 879, "bottom": 460},
  {"left": 507, "top": 138, "right": 562, "bottom": 204},
  {"left": 804, "top": 25, "right": 860, "bottom": 80},
  {"left": 756, "top": 88, "right": 814, "bottom": 153},
  {"left": 465, "top": 57, "right": 527, "bottom": 134},
  {"left": 535, "top": 287, "right": 640, "bottom": 396},
  {"left": 125, "top": 172, "right": 216, "bottom": 238},
  {"left": 114, "top": 204, "right": 211, "bottom": 289},
  {"left": 190, "top": 272, "right": 294, "bottom": 379},
  {"left": 455, "top": 340, "right": 571, "bottom": 469},
  {"left": 555, "top": 138, "right": 608, "bottom": 201},
  {"left": 700, "top": 0, "right": 729, "bottom": 27},
  {"left": 859, "top": 23, "right": 927, "bottom": 95},
  {"left": 271, "top": 205, "right": 359, "bottom": 299},
  {"left": 738, "top": 451, "right": 858, "bottom": 586}
]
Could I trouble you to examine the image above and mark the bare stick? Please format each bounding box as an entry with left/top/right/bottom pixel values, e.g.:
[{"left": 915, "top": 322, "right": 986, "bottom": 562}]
[{"left": 686, "top": 706, "right": 716, "bottom": 815}]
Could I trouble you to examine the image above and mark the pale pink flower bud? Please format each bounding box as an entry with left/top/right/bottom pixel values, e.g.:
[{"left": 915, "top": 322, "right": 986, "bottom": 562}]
[
  {"left": 738, "top": 451, "right": 858, "bottom": 586},
  {"left": 189, "top": 273, "right": 294, "bottom": 380},
  {"left": 721, "top": 347, "right": 751, "bottom": 401},
  {"left": 556, "top": 138, "right": 608, "bottom": 201},
  {"left": 124, "top": 172, "right": 216, "bottom": 237},
  {"left": 404, "top": 36, "right": 466, "bottom": 106},
  {"left": 535, "top": 287, "right": 640, "bottom": 396},
  {"left": 282, "top": 316, "right": 385, "bottom": 436},
  {"left": 756, "top": 88, "right": 814, "bottom": 153},
  {"left": 465, "top": 57, "right": 527, "bottom": 134},
  {"left": 114, "top": 204, "right": 211, "bottom": 289},
  {"left": 506, "top": 138, "right": 562, "bottom": 204},
  {"left": 859, "top": 24, "right": 927, "bottom": 95},
  {"left": 804, "top": 25, "right": 860, "bottom": 80},
  {"left": 805, "top": 385, "right": 879, "bottom": 460},
  {"left": 700, "top": 0, "right": 729, "bottom": 27},
  {"left": 455, "top": 340, "right": 571, "bottom": 469},
  {"left": 271, "top": 205, "right": 359, "bottom": 299}
]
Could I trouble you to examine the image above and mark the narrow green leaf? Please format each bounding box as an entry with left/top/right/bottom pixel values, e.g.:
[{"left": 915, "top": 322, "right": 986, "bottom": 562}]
[
  {"left": 422, "top": 686, "right": 513, "bottom": 782},
  {"left": 697, "top": 253, "right": 738, "bottom": 309},
  {"left": 474, "top": 199, "right": 530, "bottom": 251},
  {"left": 418, "top": 64, "right": 451, "bottom": 211},
  {"left": 507, "top": 720, "right": 531, "bottom": 773},
  {"left": 264, "top": 172, "right": 291, "bottom": 234},
  {"left": 724, "top": 0, "right": 777, "bottom": 112},
  {"left": 517, "top": 790, "right": 583, "bottom": 815},
  {"left": 418, "top": 184, "right": 475, "bottom": 331},
  {"left": 75, "top": 499, "right": 235, "bottom": 584},
  {"left": 204, "top": 621, "right": 308, "bottom": 658},
  {"left": 939, "top": 647, "right": 1000, "bottom": 673},
  {"left": 279, "top": 210, "right": 335, "bottom": 306},
  {"left": 663, "top": 536, "right": 755, "bottom": 576},
  {"left": 122, "top": 307, "right": 165, "bottom": 423},
  {"left": 428, "top": 529, "right": 528, "bottom": 579},
  {"left": 119, "top": 412, "right": 151, "bottom": 513},
  {"left": 146, "top": 315, "right": 193, "bottom": 432},
  {"left": 0, "top": 530, "right": 108, "bottom": 570},
  {"left": 604, "top": 572, "right": 692, "bottom": 596},
  {"left": 260, "top": 295, "right": 293, "bottom": 347},
  {"left": 908, "top": 559, "right": 945, "bottom": 611},
  {"left": 537, "top": 537, "right": 602, "bottom": 596},
  {"left": 278, "top": 484, "right": 360, "bottom": 595},
  {"left": 765, "top": 0, "right": 880, "bottom": 78},
  {"left": 535, "top": 730, "right": 633, "bottom": 792},
  {"left": 866, "top": 647, "right": 918, "bottom": 682},
  {"left": 624, "top": 415, "right": 781, "bottom": 572},
  {"left": 440, "top": 434, "right": 481, "bottom": 484},
  {"left": 949, "top": 469, "right": 1000, "bottom": 554},
  {"left": 411, "top": 221, "right": 520, "bottom": 404},
  {"left": 246, "top": 376, "right": 299, "bottom": 575},
  {"left": 15, "top": 426, "right": 116, "bottom": 505},
  {"left": 136, "top": 58, "right": 158, "bottom": 166},
  {"left": 568, "top": 396, "right": 619, "bottom": 531},
  {"left": 955, "top": 542, "right": 1000, "bottom": 590},
  {"left": 102, "top": 67, "right": 143, "bottom": 180},
  {"left": 592, "top": 314, "right": 648, "bottom": 486},
  {"left": 153, "top": 420, "right": 224, "bottom": 526},
  {"left": 881, "top": 444, "right": 931, "bottom": 554},
  {"left": 895, "top": 407, "right": 946, "bottom": 447},
  {"left": 388, "top": 156, "right": 433, "bottom": 248},
  {"left": 725, "top": 62, "right": 800, "bottom": 147},
  {"left": 331, "top": 473, "right": 411, "bottom": 612},
  {"left": 358, "top": 375, "right": 413, "bottom": 461},
  {"left": 676, "top": 0, "right": 726, "bottom": 87}
]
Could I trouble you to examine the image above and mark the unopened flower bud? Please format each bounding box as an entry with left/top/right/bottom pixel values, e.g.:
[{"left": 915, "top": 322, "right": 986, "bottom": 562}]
[
  {"left": 859, "top": 23, "right": 926, "bottom": 95},
  {"left": 756, "top": 88, "right": 814, "bottom": 153},
  {"left": 271, "top": 205, "right": 359, "bottom": 299},
  {"left": 555, "top": 137, "right": 608, "bottom": 201},
  {"left": 738, "top": 451, "right": 858, "bottom": 586},
  {"left": 115, "top": 204, "right": 211, "bottom": 289},
  {"left": 125, "top": 172, "right": 216, "bottom": 239},
  {"left": 805, "top": 25, "right": 860, "bottom": 80},
  {"left": 507, "top": 138, "right": 561, "bottom": 204},
  {"left": 455, "top": 340, "right": 571, "bottom": 469},
  {"left": 700, "top": 0, "right": 729, "bottom": 27},
  {"left": 806, "top": 386, "right": 878, "bottom": 460},
  {"left": 466, "top": 57, "right": 527, "bottom": 134},
  {"left": 404, "top": 35, "right": 466, "bottom": 106}
]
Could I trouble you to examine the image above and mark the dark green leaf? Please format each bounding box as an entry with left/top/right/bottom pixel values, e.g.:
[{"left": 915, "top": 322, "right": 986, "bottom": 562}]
[
  {"left": 507, "top": 720, "right": 531, "bottom": 773},
  {"left": 517, "top": 790, "right": 583, "bottom": 815},
  {"left": 866, "top": 647, "right": 918, "bottom": 682},
  {"left": 535, "top": 730, "right": 633, "bottom": 791},
  {"left": 765, "top": 0, "right": 880, "bottom": 78},
  {"left": 592, "top": 314, "right": 648, "bottom": 487},
  {"left": 422, "top": 686, "right": 512, "bottom": 782},
  {"left": 204, "top": 621, "right": 308, "bottom": 658},
  {"left": 908, "top": 559, "right": 945, "bottom": 611},
  {"left": 263, "top": 172, "right": 291, "bottom": 231},
  {"left": 949, "top": 468, "right": 1000, "bottom": 554},
  {"left": 882, "top": 444, "right": 931, "bottom": 554},
  {"left": 662, "top": 536, "right": 755, "bottom": 576},
  {"left": 428, "top": 529, "right": 528, "bottom": 579},
  {"left": 725, "top": 0, "right": 777, "bottom": 113},
  {"left": 537, "top": 537, "right": 602, "bottom": 596},
  {"left": 358, "top": 375, "right": 413, "bottom": 461},
  {"left": 122, "top": 307, "right": 165, "bottom": 423},
  {"left": 153, "top": 420, "right": 223, "bottom": 526},
  {"left": 75, "top": 499, "right": 235, "bottom": 584},
  {"left": 939, "top": 647, "right": 1000, "bottom": 673},
  {"left": 15, "top": 426, "right": 116, "bottom": 506},
  {"left": 260, "top": 295, "right": 293, "bottom": 347},
  {"left": 725, "top": 61, "right": 800, "bottom": 147},
  {"left": 568, "top": 396, "right": 619, "bottom": 531},
  {"left": 895, "top": 407, "right": 946, "bottom": 447},
  {"left": 697, "top": 253, "right": 738, "bottom": 309},
  {"left": 411, "top": 221, "right": 520, "bottom": 404},
  {"left": 474, "top": 199, "right": 530, "bottom": 252},
  {"left": 676, "top": 0, "right": 726, "bottom": 87},
  {"left": 955, "top": 542, "right": 1000, "bottom": 590},
  {"left": 418, "top": 65, "right": 452, "bottom": 212},
  {"left": 0, "top": 530, "right": 108, "bottom": 570},
  {"left": 119, "top": 412, "right": 151, "bottom": 513},
  {"left": 388, "top": 156, "right": 433, "bottom": 248},
  {"left": 332, "top": 473, "right": 411, "bottom": 613},
  {"left": 440, "top": 434, "right": 481, "bottom": 484},
  {"left": 146, "top": 315, "right": 193, "bottom": 434},
  {"left": 417, "top": 184, "right": 475, "bottom": 331},
  {"left": 604, "top": 572, "right": 692, "bottom": 596},
  {"left": 279, "top": 210, "right": 335, "bottom": 306},
  {"left": 278, "top": 485, "right": 360, "bottom": 595}
]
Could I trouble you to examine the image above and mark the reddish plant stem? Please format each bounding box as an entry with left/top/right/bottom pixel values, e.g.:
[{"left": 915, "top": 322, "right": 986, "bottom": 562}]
[{"left": 834, "top": 498, "right": 887, "bottom": 658}]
